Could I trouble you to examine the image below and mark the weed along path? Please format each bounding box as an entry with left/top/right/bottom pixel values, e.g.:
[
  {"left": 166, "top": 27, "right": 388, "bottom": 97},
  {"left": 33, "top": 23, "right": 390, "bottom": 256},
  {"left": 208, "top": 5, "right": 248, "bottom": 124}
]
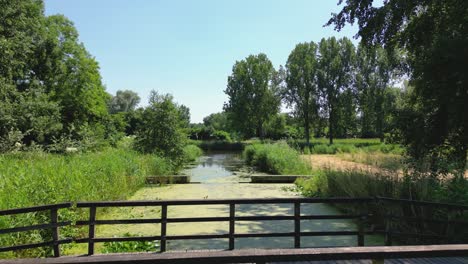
[{"left": 92, "top": 152, "right": 382, "bottom": 253}]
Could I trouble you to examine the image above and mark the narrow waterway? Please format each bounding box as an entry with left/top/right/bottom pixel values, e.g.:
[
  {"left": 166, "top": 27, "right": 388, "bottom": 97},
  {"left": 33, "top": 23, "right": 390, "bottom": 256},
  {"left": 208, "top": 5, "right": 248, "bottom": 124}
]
[{"left": 94, "top": 152, "right": 382, "bottom": 252}]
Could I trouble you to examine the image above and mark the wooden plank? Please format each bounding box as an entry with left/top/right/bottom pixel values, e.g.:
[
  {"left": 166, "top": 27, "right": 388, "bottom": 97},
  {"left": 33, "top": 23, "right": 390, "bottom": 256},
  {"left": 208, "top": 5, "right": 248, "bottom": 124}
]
[
  {"left": 0, "top": 221, "right": 70, "bottom": 235},
  {"left": 229, "top": 203, "right": 235, "bottom": 250},
  {"left": 87, "top": 207, "right": 96, "bottom": 256},
  {"left": 2, "top": 244, "right": 468, "bottom": 264},
  {"left": 75, "top": 197, "right": 374, "bottom": 207},
  {"left": 75, "top": 236, "right": 162, "bottom": 243},
  {"left": 0, "top": 239, "right": 71, "bottom": 253},
  {"left": 50, "top": 208, "right": 60, "bottom": 257},
  {"left": 76, "top": 219, "right": 162, "bottom": 225},
  {"left": 294, "top": 202, "right": 301, "bottom": 248},
  {"left": 0, "top": 203, "right": 72, "bottom": 216},
  {"left": 377, "top": 197, "right": 468, "bottom": 210},
  {"left": 160, "top": 205, "right": 167, "bottom": 252},
  {"left": 358, "top": 216, "right": 365, "bottom": 247}
]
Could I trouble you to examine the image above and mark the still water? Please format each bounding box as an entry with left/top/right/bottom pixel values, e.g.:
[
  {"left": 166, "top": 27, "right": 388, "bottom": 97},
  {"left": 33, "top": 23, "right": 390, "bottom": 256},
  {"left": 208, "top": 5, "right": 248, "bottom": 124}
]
[{"left": 94, "top": 152, "right": 381, "bottom": 252}]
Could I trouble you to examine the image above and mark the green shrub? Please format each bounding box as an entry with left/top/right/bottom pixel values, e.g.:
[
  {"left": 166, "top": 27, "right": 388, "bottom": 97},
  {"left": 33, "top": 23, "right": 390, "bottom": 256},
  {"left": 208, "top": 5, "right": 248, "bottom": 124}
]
[
  {"left": 182, "top": 145, "right": 203, "bottom": 162},
  {"left": 243, "top": 142, "right": 311, "bottom": 175},
  {"left": 0, "top": 147, "right": 175, "bottom": 258},
  {"left": 212, "top": 130, "right": 232, "bottom": 142}
]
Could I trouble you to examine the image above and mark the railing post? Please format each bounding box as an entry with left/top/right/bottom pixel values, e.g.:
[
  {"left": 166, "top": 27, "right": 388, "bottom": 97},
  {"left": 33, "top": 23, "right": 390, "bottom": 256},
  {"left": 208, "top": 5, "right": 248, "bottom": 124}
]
[
  {"left": 384, "top": 215, "right": 392, "bottom": 246},
  {"left": 87, "top": 206, "right": 96, "bottom": 255},
  {"left": 50, "top": 207, "right": 60, "bottom": 257},
  {"left": 358, "top": 215, "right": 365, "bottom": 247},
  {"left": 229, "top": 203, "right": 235, "bottom": 250},
  {"left": 294, "top": 201, "right": 301, "bottom": 248},
  {"left": 160, "top": 204, "right": 167, "bottom": 252}
]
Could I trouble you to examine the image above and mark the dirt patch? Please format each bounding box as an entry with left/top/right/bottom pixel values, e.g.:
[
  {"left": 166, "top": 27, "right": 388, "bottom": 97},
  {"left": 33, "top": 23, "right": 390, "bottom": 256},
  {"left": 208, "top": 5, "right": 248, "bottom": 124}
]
[{"left": 301, "top": 154, "right": 387, "bottom": 174}]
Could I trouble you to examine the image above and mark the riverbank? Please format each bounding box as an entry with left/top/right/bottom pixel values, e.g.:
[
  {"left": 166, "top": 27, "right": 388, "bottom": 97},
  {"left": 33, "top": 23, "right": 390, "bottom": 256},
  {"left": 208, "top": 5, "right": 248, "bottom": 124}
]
[{"left": 0, "top": 144, "right": 203, "bottom": 258}]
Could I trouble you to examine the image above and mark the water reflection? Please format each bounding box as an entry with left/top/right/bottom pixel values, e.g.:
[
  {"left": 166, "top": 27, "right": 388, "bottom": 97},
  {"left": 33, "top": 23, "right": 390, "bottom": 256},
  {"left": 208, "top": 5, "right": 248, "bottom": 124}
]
[{"left": 183, "top": 152, "right": 244, "bottom": 183}]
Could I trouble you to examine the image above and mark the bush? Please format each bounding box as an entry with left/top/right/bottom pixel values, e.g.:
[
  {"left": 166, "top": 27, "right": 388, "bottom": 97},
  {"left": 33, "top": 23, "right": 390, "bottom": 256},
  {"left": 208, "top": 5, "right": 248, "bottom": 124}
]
[
  {"left": 212, "top": 130, "right": 232, "bottom": 142},
  {"left": 182, "top": 145, "right": 203, "bottom": 162},
  {"left": 243, "top": 142, "right": 311, "bottom": 175}
]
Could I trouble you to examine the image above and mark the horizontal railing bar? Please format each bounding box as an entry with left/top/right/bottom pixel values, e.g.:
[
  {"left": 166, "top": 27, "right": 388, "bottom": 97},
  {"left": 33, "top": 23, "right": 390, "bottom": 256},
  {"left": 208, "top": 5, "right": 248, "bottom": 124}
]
[
  {"left": 387, "top": 215, "right": 468, "bottom": 225},
  {"left": 169, "top": 217, "right": 229, "bottom": 223},
  {"left": 234, "top": 232, "right": 294, "bottom": 238},
  {"left": 0, "top": 203, "right": 72, "bottom": 216},
  {"left": 167, "top": 234, "right": 230, "bottom": 240},
  {"left": 76, "top": 219, "right": 162, "bottom": 225},
  {"left": 74, "top": 214, "right": 371, "bottom": 226},
  {"left": 76, "top": 197, "right": 374, "bottom": 207},
  {"left": 0, "top": 239, "right": 72, "bottom": 253},
  {"left": 390, "top": 231, "right": 448, "bottom": 239},
  {"left": 74, "top": 230, "right": 367, "bottom": 244},
  {"left": 0, "top": 221, "right": 71, "bottom": 235},
  {"left": 377, "top": 196, "right": 468, "bottom": 210},
  {"left": 301, "top": 214, "right": 368, "bottom": 220},
  {"left": 75, "top": 236, "right": 161, "bottom": 243},
  {"left": 300, "top": 231, "right": 359, "bottom": 236}
]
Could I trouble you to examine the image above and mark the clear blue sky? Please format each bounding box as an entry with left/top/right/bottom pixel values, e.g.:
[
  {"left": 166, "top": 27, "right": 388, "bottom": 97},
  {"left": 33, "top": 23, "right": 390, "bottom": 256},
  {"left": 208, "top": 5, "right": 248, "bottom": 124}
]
[{"left": 44, "top": 0, "right": 359, "bottom": 123}]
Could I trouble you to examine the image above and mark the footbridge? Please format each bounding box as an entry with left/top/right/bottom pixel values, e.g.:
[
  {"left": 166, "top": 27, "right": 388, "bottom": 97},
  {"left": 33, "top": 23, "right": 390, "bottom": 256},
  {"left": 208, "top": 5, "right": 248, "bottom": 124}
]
[{"left": 1, "top": 197, "right": 467, "bottom": 263}]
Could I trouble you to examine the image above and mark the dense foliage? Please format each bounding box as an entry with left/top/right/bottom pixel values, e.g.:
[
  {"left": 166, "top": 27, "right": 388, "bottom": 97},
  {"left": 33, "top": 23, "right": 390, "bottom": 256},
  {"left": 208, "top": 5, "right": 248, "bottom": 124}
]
[
  {"left": 327, "top": 0, "right": 468, "bottom": 175},
  {"left": 134, "top": 91, "right": 190, "bottom": 167},
  {"left": 243, "top": 142, "right": 311, "bottom": 175},
  {"left": 224, "top": 54, "right": 281, "bottom": 138},
  {"left": 0, "top": 1, "right": 111, "bottom": 150}
]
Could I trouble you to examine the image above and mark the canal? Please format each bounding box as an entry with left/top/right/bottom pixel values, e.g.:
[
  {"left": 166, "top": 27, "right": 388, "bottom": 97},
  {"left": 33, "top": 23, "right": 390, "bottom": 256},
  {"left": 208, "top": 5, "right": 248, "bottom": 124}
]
[{"left": 93, "top": 152, "right": 381, "bottom": 253}]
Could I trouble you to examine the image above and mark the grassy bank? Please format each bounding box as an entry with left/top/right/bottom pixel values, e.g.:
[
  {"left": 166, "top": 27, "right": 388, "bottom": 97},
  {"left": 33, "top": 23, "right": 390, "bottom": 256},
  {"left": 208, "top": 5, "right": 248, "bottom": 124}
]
[
  {"left": 0, "top": 144, "right": 202, "bottom": 258},
  {"left": 243, "top": 142, "right": 311, "bottom": 175}
]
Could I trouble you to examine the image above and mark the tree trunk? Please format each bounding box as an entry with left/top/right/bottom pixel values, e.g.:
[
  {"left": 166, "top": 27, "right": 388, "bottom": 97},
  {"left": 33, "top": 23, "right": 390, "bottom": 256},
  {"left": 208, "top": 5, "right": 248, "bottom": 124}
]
[
  {"left": 257, "top": 122, "right": 263, "bottom": 139},
  {"left": 329, "top": 106, "right": 334, "bottom": 145},
  {"left": 304, "top": 111, "right": 310, "bottom": 146}
]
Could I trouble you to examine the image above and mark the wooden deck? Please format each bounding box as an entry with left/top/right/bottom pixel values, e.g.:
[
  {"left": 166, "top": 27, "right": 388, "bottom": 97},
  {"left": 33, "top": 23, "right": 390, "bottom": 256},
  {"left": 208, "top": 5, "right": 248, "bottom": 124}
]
[
  {"left": 271, "top": 258, "right": 468, "bottom": 263},
  {"left": 2, "top": 245, "right": 468, "bottom": 264}
]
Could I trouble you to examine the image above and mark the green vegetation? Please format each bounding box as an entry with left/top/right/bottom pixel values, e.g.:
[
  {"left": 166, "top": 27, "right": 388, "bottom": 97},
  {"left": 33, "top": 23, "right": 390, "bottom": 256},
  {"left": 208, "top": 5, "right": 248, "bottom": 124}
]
[
  {"left": 338, "top": 152, "right": 404, "bottom": 171},
  {"left": 102, "top": 233, "right": 158, "bottom": 253},
  {"left": 243, "top": 142, "right": 311, "bottom": 175},
  {"left": 182, "top": 145, "right": 203, "bottom": 163},
  {"left": 296, "top": 169, "right": 468, "bottom": 204},
  {"left": 0, "top": 146, "right": 173, "bottom": 258},
  {"left": 190, "top": 140, "right": 244, "bottom": 152},
  {"left": 224, "top": 54, "right": 281, "bottom": 139},
  {"left": 328, "top": 0, "right": 467, "bottom": 178}
]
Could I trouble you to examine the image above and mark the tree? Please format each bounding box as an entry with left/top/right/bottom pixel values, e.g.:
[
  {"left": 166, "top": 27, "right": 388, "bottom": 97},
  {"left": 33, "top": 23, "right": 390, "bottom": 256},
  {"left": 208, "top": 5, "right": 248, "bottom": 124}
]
[
  {"left": 224, "top": 53, "right": 280, "bottom": 138},
  {"left": 203, "top": 112, "right": 230, "bottom": 132},
  {"left": 328, "top": 0, "right": 468, "bottom": 175},
  {"left": 134, "top": 91, "right": 187, "bottom": 165},
  {"left": 38, "top": 15, "right": 109, "bottom": 130},
  {"left": 355, "top": 44, "right": 395, "bottom": 141},
  {"left": 317, "top": 37, "right": 355, "bottom": 144},
  {"left": 109, "top": 90, "right": 140, "bottom": 114},
  {"left": 284, "top": 42, "right": 320, "bottom": 145}
]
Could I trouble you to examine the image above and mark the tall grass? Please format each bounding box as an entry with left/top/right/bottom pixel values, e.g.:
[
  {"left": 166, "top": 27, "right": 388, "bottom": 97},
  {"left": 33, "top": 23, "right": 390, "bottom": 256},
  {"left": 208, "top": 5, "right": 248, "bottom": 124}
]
[
  {"left": 337, "top": 152, "right": 404, "bottom": 171},
  {"left": 182, "top": 145, "right": 203, "bottom": 163},
  {"left": 287, "top": 138, "right": 404, "bottom": 155},
  {"left": 0, "top": 147, "right": 177, "bottom": 258},
  {"left": 243, "top": 142, "right": 311, "bottom": 175},
  {"left": 296, "top": 169, "right": 468, "bottom": 204}
]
